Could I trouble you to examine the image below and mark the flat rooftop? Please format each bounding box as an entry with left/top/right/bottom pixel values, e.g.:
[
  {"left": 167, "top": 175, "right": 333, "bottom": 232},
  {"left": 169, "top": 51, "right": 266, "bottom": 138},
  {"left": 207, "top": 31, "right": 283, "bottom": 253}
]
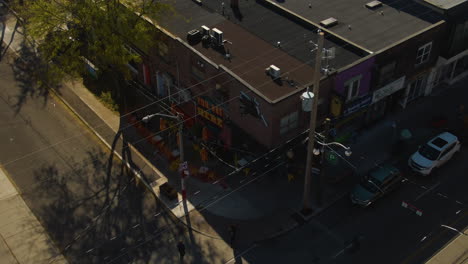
[
  {"left": 260, "top": 0, "right": 445, "bottom": 52},
  {"left": 421, "top": 0, "right": 467, "bottom": 9},
  {"left": 156, "top": 0, "right": 367, "bottom": 102}
]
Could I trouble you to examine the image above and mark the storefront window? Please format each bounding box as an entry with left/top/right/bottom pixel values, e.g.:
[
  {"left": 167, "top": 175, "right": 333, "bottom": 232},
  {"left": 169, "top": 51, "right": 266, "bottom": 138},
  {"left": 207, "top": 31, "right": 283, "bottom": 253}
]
[
  {"left": 453, "top": 55, "right": 468, "bottom": 78},
  {"left": 407, "top": 76, "right": 426, "bottom": 102}
]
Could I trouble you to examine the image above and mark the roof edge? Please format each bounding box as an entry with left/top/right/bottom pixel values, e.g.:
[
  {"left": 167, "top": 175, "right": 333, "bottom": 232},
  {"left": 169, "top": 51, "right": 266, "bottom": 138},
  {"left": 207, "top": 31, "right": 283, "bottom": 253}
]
[
  {"left": 374, "top": 20, "right": 446, "bottom": 55},
  {"left": 257, "top": 0, "right": 374, "bottom": 55}
]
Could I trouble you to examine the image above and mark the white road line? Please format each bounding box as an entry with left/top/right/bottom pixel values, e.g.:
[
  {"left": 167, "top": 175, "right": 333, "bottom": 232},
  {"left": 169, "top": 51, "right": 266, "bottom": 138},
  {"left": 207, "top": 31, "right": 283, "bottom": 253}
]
[
  {"left": 132, "top": 224, "right": 140, "bottom": 229},
  {"left": 420, "top": 236, "right": 427, "bottom": 242},
  {"left": 194, "top": 190, "right": 201, "bottom": 195},
  {"left": 415, "top": 181, "right": 440, "bottom": 201},
  {"left": 456, "top": 210, "right": 461, "bottom": 214},
  {"left": 456, "top": 200, "right": 464, "bottom": 205},
  {"left": 86, "top": 248, "right": 94, "bottom": 254},
  {"left": 437, "top": 193, "right": 448, "bottom": 199},
  {"left": 110, "top": 236, "right": 117, "bottom": 240},
  {"left": 224, "top": 244, "right": 257, "bottom": 264}
]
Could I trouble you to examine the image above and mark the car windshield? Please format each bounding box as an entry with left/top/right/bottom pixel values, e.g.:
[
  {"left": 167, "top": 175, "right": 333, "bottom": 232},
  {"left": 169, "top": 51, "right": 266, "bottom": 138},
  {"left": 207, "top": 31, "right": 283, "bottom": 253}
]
[
  {"left": 419, "top": 144, "right": 441, "bottom": 161},
  {"left": 360, "top": 177, "right": 379, "bottom": 193}
]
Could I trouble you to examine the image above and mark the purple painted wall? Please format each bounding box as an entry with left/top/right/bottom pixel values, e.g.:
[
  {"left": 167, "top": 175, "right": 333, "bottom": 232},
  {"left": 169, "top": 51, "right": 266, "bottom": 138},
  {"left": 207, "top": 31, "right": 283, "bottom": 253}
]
[{"left": 334, "top": 57, "right": 375, "bottom": 96}]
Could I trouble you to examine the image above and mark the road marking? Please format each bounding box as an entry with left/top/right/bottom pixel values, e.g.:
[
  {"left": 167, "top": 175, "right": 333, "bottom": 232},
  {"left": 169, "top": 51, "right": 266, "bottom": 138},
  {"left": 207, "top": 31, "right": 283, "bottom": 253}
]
[
  {"left": 194, "top": 190, "right": 201, "bottom": 196},
  {"left": 110, "top": 236, "right": 117, "bottom": 240},
  {"left": 456, "top": 210, "right": 461, "bottom": 215},
  {"left": 414, "top": 181, "right": 440, "bottom": 201},
  {"left": 132, "top": 224, "right": 140, "bottom": 229},
  {"left": 224, "top": 244, "right": 257, "bottom": 263},
  {"left": 400, "top": 211, "right": 468, "bottom": 264},
  {"left": 437, "top": 193, "right": 448, "bottom": 199},
  {"left": 154, "top": 212, "right": 161, "bottom": 217},
  {"left": 264, "top": 164, "right": 270, "bottom": 168},
  {"left": 456, "top": 200, "right": 463, "bottom": 205},
  {"left": 86, "top": 248, "right": 94, "bottom": 254},
  {"left": 333, "top": 243, "right": 354, "bottom": 258},
  {"left": 420, "top": 236, "right": 427, "bottom": 242}
]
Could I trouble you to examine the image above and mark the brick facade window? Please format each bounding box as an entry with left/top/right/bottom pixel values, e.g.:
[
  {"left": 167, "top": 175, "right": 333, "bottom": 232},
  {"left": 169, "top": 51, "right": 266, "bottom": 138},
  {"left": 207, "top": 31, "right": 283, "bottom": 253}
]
[{"left": 415, "top": 42, "right": 432, "bottom": 65}]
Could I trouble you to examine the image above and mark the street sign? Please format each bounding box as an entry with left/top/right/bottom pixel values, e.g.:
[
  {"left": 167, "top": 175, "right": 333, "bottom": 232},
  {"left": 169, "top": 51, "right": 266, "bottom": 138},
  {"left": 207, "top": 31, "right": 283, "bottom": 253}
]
[{"left": 311, "top": 168, "right": 321, "bottom": 175}]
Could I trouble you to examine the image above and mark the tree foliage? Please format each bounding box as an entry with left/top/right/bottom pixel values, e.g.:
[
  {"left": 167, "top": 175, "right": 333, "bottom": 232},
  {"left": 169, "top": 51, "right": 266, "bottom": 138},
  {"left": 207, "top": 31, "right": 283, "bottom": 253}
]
[{"left": 12, "top": 0, "right": 172, "bottom": 82}]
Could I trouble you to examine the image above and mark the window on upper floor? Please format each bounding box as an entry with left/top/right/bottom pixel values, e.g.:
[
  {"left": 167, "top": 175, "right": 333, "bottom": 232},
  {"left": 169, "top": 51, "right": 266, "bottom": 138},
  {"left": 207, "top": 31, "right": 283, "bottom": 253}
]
[
  {"left": 280, "top": 111, "right": 298, "bottom": 135},
  {"left": 379, "top": 61, "right": 396, "bottom": 85},
  {"left": 416, "top": 42, "right": 432, "bottom": 65},
  {"left": 192, "top": 60, "right": 206, "bottom": 81},
  {"left": 344, "top": 75, "right": 362, "bottom": 101}
]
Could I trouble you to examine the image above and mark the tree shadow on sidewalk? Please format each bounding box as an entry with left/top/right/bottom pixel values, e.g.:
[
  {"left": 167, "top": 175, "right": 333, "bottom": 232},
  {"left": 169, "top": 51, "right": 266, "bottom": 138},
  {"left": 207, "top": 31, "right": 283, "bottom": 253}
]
[
  {"left": 6, "top": 42, "right": 61, "bottom": 114},
  {"left": 21, "top": 146, "right": 173, "bottom": 264}
]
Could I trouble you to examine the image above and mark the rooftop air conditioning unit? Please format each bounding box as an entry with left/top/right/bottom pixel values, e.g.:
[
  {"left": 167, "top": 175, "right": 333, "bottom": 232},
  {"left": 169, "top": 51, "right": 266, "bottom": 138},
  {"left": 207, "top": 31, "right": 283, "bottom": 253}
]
[
  {"left": 320, "top": 17, "right": 338, "bottom": 28},
  {"left": 201, "top": 25, "right": 211, "bottom": 36},
  {"left": 268, "top": 65, "right": 281, "bottom": 79},
  {"left": 187, "top": 29, "right": 201, "bottom": 45},
  {"left": 212, "top": 28, "right": 224, "bottom": 47},
  {"left": 365, "top": 0, "right": 382, "bottom": 9}
]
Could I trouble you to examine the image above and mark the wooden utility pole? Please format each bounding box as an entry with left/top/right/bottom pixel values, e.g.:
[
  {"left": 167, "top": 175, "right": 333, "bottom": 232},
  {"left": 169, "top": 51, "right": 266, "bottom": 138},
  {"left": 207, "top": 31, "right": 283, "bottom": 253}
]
[{"left": 302, "top": 31, "right": 324, "bottom": 215}]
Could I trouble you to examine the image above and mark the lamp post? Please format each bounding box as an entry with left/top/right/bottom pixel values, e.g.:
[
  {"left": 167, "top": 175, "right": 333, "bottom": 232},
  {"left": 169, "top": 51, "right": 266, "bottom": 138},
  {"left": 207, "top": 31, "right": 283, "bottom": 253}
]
[{"left": 142, "top": 112, "right": 187, "bottom": 199}]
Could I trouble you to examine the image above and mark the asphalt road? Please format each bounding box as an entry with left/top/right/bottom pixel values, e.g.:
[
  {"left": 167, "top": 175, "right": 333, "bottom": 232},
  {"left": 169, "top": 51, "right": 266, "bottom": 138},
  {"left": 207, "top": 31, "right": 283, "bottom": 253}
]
[
  {"left": 0, "top": 51, "right": 235, "bottom": 263},
  {"left": 240, "top": 141, "right": 468, "bottom": 264}
]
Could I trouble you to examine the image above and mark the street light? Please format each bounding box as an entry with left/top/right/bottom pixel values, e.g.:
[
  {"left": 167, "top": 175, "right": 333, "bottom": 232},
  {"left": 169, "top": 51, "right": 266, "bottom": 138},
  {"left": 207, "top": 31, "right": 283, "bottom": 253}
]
[
  {"left": 315, "top": 140, "right": 352, "bottom": 157},
  {"left": 142, "top": 112, "right": 188, "bottom": 199}
]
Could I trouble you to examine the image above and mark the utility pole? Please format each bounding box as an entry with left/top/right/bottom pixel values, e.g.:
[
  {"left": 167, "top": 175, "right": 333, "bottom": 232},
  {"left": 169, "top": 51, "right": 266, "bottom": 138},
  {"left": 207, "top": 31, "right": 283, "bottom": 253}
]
[
  {"left": 317, "top": 117, "right": 331, "bottom": 206},
  {"left": 302, "top": 31, "right": 324, "bottom": 215},
  {"left": 177, "top": 114, "right": 188, "bottom": 200}
]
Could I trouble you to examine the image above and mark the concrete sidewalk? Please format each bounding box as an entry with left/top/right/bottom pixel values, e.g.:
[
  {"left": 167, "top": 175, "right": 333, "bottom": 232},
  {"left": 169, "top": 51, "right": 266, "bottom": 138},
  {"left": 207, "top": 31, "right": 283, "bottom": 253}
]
[
  {"left": 0, "top": 167, "right": 68, "bottom": 264},
  {"left": 425, "top": 228, "right": 468, "bottom": 264}
]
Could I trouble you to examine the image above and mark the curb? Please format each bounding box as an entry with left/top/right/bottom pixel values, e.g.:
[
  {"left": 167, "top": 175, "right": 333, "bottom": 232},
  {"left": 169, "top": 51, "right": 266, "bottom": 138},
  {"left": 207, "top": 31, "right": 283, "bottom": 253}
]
[{"left": 48, "top": 88, "right": 159, "bottom": 198}]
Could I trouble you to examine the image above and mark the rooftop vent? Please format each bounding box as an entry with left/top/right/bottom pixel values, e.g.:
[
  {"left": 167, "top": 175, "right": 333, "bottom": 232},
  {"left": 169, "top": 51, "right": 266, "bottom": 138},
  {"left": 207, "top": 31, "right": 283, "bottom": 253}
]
[
  {"left": 201, "top": 25, "right": 211, "bottom": 36},
  {"left": 320, "top": 17, "right": 338, "bottom": 28},
  {"left": 365, "top": 0, "right": 382, "bottom": 9},
  {"left": 266, "top": 65, "right": 281, "bottom": 79},
  {"left": 212, "top": 28, "right": 224, "bottom": 47}
]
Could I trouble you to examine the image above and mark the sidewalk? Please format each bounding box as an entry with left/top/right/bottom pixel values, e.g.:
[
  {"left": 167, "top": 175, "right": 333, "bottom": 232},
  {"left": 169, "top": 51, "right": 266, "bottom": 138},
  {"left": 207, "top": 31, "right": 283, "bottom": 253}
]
[
  {"left": 0, "top": 167, "right": 68, "bottom": 264},
  {"left": 425, "top": 228, "right": 468, "bottom": 264}
]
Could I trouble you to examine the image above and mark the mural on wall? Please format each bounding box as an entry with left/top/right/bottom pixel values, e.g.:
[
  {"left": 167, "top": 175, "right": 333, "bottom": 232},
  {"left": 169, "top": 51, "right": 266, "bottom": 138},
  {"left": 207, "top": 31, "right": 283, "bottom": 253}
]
[{"left": 239, "top": 91, "right": 268, "bottom": 127}]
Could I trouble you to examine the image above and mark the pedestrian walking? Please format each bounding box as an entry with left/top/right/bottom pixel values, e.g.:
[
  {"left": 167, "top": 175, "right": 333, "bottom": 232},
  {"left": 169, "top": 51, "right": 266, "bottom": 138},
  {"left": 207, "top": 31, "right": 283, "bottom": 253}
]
[
  {"left": 177, "top": 241, "right": 185, "bottom": 261},
  {"left": 229, "top": 224, "right": 237, "bottom": 246}
]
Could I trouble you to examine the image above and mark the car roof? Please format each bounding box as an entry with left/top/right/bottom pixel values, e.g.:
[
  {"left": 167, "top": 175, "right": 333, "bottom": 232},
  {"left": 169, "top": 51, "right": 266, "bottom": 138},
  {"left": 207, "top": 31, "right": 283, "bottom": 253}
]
[
  {"left": 428, "top": 132, "right": 458, "bottom": 150},
  {"left": 369, "top": 165, "right": 400, "bottom": 182}
]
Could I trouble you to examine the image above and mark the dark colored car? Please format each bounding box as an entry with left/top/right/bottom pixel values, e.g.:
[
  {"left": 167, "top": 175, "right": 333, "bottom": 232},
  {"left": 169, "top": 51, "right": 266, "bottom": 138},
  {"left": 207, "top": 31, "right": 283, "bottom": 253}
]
[{"left": 350, "top": 165, "right": 402, "bottom": 207}]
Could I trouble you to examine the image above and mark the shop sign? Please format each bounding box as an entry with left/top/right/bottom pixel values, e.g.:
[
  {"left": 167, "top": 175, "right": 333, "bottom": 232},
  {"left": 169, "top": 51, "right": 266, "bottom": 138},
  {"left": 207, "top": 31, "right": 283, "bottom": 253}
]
[
  {"left": 372, "top": 76, "right": 406, "bottom": 104},
  {"left": 197, "top": 97, "right": 224, "bottom": 128},
  {"left": 343, "top": 94, "right": 372, "bottom": 117}
]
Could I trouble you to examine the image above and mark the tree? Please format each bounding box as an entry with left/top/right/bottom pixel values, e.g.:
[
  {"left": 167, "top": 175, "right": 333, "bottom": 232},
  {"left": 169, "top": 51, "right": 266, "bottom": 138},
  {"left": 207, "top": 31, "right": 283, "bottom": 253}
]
[{"left": 11, "top": 0, "right": 172, "bottom": 94}]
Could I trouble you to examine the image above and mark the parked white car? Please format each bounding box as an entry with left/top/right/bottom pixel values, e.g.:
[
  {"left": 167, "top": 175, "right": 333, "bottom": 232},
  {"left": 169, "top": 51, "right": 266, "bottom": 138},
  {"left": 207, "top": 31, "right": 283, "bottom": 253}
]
[{"left": 408, "top": 132, "right": 461, "bottom": 175}]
